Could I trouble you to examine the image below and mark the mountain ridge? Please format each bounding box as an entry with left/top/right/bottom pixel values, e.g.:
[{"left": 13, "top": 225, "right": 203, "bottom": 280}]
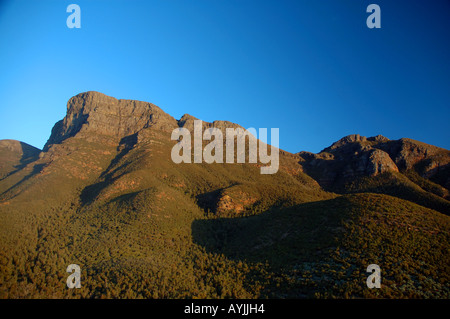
[{"left": 0, "top": 91, "right": 449, "bottom": 299}]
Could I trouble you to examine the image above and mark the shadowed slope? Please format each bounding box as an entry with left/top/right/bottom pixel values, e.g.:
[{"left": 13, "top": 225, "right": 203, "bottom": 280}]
[
  {"left": 0, "top": 92, "right": 448, "bottom": 299},
  {"left": 0, "top": 140, "right": 40, "bottom": 180}
]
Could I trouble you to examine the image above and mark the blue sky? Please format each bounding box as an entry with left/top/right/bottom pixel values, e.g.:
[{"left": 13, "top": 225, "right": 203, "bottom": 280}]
[{"left": 0, "top": 0, "right": 449, "bottom": 153}]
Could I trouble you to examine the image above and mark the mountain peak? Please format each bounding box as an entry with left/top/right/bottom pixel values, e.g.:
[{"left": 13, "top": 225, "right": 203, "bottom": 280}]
[
  {"left": 177, "top": 113, "right": 242, "bottom": 131},
  {"left": 299, "top": 133, "right": 449, "bottom": 191},
  {"left": 44, "top": 92, "right": 178, "bottom": 150},
  {"left": 1, "top": 93, "right": 450, "bottom": 299},
  {"left": 324, "top": 134, "right": 389, "bottom": 152},
  {"left": 0, "top": 139, "right": 40, "bottom": 154},
  {"left": 178, "top": 113, "right": 199, "bottom": 127}
]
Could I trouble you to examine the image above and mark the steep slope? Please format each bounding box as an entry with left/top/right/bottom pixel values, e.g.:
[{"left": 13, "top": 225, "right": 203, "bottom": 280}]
[
  {"left": 194, "top": 193, "right": 450, "bottom": 298},
  {"left": 0, "top": 140, "right": 40, "bottom": 180},
  {"left": 44, "top": 91, "right": 178, "bottom": 150},
  {"left": 0, "top": 91, "right": 329, "bottom": 298},
  {"left": 299, "top": 134, "right": 450, "bottom": 215},
  {"left": 0, "top": 92, "right": 449, "bottom": 299}
]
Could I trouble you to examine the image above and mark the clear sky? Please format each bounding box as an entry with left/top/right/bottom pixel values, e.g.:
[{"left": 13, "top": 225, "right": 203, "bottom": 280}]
[{"left": 0, "top": 0, "right": 449, "bottom": 153}]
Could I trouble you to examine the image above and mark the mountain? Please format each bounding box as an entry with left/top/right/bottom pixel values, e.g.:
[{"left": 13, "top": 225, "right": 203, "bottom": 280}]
[
  {"left": 299, "top": 134, "right": 450, "bottom": 215},
  {"left": 0, "top": 91, "right": 449, "bottom": 299},
  {"left": 0, "top": 140, "right": 40, "bottom": 179}
]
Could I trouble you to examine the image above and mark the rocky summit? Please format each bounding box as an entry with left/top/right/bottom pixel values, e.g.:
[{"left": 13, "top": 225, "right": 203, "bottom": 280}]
[
  {"left": 0, "top": 92, "right": 449, "bottom": 299},
  {"left": 299, "top": 133, "right": 450, "bottom": 194},
  {"left": 44, "top": 91, "right": 179, "bottom": 150}
]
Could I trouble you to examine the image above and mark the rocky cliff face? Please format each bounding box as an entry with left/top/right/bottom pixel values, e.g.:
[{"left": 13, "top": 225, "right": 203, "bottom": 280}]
[
  {"left": 378, "top": 138, "right": 450, "bottom": 174},
  {"left": 299, "top": 134, "right": 450, "bottom": 191},
  {"left": 178, "top": 113, "right": 243, "bottom": 132},
  {"left": 1, "top": 92, "right": 449, "bottom": 300},
  {"left": 2, "top": 91, "right": 449, "bottom": 208},
  {"left": 44, "top": 91, "right": 178, "bottom": 150},
  {"left": 43, "top": 91, "right": 248, "bottom": 153}
]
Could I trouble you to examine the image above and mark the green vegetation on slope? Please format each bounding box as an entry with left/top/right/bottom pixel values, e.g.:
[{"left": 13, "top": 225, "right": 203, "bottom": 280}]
[
  {"left": 0, "top": 118, "right": 449, "bottom": 299},
  {"left": 1, "top": 187, "right": 448, "bottom": 298},
  {"left": 193, "top": 193, "right": 449, "bottom": 298},
  {"left": 344, "top": 172, "right": 450, "bottom": 216}
]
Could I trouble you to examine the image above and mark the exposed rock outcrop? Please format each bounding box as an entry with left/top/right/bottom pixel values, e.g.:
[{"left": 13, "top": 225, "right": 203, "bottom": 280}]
[
  {"left": 44, "top": 91, "right": 178, "bottom": 150},
  {"left": 178, "top": 113, "right": 243, "bottom": 132},
  {"left": 299, "top": 134, "right": 449, "bottom": 192}
]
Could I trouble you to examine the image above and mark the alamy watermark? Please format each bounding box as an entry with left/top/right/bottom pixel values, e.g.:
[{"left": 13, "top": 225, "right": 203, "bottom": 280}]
[
  {"left": 170, "top": 120, "right": 279, "bottom": 174},
  {"left": 366, "top": 264, "right": 381, "bottom": 288},
  {"left": 367, "top": 4, "right": 381, "bottom": 29},
  {"left": 65, "top": 4, "right": 380, "bottom": 30},
  {"left": 66, "top": 264, "right": 81, "bottom": 288},
  {"left": 66, "top": 4, "right": 81, "bottom": 29}
]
